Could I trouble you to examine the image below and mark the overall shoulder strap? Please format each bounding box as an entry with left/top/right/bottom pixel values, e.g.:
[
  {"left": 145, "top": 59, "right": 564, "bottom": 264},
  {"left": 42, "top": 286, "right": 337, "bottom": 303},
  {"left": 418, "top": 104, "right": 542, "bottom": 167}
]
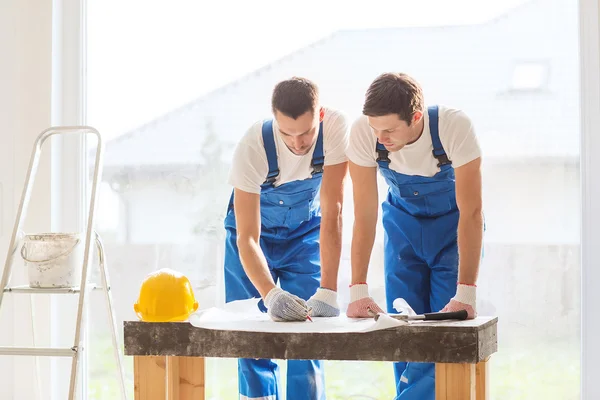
[
  {"left": 261, "top": 119, "right": 279, "bottom": 188},
  {"left": 310, "top": 121, "right": 325, "bottom": 176},
  {"left": 428, "top": 105, "right": 452, "bottom": 168},
  {"left": 375, "top": 141, "right": 391, "bottom": 169}
]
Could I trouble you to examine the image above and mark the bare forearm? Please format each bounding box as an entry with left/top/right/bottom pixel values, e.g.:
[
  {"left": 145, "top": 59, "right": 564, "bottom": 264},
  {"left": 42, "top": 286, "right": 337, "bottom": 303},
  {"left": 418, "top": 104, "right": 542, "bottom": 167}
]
[
  {"left": 350, "top": 218, "right": 377, "bottom": 284},
  {"left": 320, "top": 214, "right": 343, "bottom": 291},
  {"left": 237, "top": 238, "right": 275, "bottom": 298},
  {"left": 457, "top": 212, "right": 484, "bottom": 284},
  {"left": 348, "top": 163, "right": 378, "bottom": 286}
]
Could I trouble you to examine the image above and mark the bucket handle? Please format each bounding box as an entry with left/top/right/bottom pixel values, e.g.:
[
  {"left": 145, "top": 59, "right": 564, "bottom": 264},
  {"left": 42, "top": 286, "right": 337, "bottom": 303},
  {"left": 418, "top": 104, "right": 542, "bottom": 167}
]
[{"left": 21, "top": 238, "right": 81, "bottom": 264}]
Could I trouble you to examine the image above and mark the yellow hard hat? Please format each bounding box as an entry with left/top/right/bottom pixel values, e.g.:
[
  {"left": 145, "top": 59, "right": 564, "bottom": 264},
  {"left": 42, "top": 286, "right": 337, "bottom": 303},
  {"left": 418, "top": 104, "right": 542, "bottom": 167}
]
[{"left": 133, "top": 268, "right": 199, "bottom": 322}]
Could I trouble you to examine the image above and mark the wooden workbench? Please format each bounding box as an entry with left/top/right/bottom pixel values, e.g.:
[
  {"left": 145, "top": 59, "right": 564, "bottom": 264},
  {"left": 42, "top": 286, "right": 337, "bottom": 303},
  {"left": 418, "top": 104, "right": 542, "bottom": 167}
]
[{"left": 124, "top": 316, "right": 497, "bottom": 400}]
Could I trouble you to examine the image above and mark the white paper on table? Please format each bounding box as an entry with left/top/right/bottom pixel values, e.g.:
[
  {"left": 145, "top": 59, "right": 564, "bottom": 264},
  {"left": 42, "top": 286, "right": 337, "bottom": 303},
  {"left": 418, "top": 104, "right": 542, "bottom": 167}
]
[
  {"left": 188, "top": 298, "right": 408, "bottom": 333},
  {"left": 392, "top": 298, "right": 417, "bottom": 316},
  {"left": 359, "top": 313, "right": 408, "bottom": 332}
]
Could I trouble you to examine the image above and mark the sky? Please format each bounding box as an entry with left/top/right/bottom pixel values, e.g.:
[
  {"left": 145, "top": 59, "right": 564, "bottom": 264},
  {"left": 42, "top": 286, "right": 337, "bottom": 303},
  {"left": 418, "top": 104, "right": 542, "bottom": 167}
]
[{"left": 86, "top": 0, "right": 529, "bottom": 140}]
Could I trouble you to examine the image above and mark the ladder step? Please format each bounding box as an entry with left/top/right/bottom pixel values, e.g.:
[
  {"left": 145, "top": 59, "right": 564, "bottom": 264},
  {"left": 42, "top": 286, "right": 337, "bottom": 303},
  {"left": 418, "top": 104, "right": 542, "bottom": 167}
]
[
  {"left": 3, "top": 284, "right": 106, "bottom": 294},
  {"left": 0, "top": 346, "right": 77, "bottom": 357}
]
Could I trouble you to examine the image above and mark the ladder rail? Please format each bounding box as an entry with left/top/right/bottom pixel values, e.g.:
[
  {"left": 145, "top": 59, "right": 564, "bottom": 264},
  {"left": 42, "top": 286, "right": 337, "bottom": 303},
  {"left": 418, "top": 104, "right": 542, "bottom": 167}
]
[
  {"left": 0, "top": 347, "right": 77, "bottom": 357},
  {"left": 0, "top": 126, "right": 101, "bottom": 312},
  {"left": 29, "top": 288, "right": 43, "bottom": 400},
  {"left": 68, "top": 126, "right": 104, "bottom": 400},
  {"left": 4, "top": 284, "right": 101, "bottom": 293},
  {"left": 0, "top": 126, "right": 128, "bottom": 400},
  {"left": 96, "top": 232, "right": 128, "bottom": 399}
]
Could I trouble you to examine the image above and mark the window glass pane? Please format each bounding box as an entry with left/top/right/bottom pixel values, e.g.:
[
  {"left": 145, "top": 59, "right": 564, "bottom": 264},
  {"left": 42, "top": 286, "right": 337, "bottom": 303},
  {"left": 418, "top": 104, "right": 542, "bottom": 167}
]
[{"left": 86, "top": 0, "right": 580, "bottom": 398}]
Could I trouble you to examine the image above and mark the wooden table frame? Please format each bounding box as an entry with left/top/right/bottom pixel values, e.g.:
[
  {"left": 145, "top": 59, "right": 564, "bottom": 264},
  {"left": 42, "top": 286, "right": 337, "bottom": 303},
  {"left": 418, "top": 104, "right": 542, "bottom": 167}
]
[{"left": 124, "top": 317, "right": 497, "bottom": 400}]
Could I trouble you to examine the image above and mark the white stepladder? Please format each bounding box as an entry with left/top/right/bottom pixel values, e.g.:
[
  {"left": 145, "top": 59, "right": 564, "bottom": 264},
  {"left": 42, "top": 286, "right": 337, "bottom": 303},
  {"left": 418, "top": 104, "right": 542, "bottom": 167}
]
[{"left": 0, "top": 126, "right": 127, "bottom": 400}]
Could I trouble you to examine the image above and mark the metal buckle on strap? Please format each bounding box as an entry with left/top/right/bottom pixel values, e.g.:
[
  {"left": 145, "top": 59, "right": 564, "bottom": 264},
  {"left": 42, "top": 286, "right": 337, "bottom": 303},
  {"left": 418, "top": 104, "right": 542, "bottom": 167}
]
[
  {"left": 263, "top": 170, "right": 279, "bottom": 185},
  {"left": 376, "top": 149, "right": 391, "bottom": 163},
  {"left": 311, "top": 163, "right": 324, "bottom": 175},
  {"left": 432, "top": 150, "right": 452, "bottom": 168},
  {"left": 311, "top": 155, "right": 324, "bottom": 175}
]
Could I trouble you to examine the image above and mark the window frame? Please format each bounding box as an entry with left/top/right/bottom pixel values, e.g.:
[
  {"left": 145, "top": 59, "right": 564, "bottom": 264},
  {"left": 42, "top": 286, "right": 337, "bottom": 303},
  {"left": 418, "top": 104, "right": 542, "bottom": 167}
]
[
  {"left": 51, "top": 0, "right": 88, "bottom": 398},
  {"left": 579, "top": 0, "right": 600, "bottom": 398}
]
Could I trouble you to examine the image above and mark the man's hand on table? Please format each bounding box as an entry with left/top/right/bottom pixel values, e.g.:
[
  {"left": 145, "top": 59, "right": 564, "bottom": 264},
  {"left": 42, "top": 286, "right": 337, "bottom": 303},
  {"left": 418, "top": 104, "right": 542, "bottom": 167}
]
[
  {"left": 441, "top": 283, "right": 477, "bottom": 319},
  {"left": 264, "top": 287, "right": 310, "bottom": 322},
  {"left": 346, "top": 283, "right": 384, "bottom": 318},
  {"left": 307, "top": 287, "right": 340, "bottom": 317}
]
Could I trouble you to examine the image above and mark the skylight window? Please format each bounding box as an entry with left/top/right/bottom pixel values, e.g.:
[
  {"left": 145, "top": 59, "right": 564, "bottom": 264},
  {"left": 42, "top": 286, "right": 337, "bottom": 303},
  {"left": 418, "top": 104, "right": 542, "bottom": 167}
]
[{"left": 510, "top": 62, "right": 548, "bottom": 90}]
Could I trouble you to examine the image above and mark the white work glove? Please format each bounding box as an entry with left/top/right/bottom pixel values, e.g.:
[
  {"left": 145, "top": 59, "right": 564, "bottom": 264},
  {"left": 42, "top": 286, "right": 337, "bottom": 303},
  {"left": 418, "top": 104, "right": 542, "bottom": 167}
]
[
  {"left": 307, "top": 288, "right": 340, "bottom": 317},
  {"left": 264, "top": 287, "right": 310, "bottom": 322},
  {"left": 346, "top": 283, "right": 384, "bottom": 318},
  {"left": 441, "top": 283, "right": 477, "bottom": 319}
]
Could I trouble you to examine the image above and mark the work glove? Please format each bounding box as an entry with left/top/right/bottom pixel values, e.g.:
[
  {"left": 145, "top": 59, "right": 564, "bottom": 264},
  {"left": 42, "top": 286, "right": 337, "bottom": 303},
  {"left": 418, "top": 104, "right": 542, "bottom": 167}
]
[
  {"left": 346, "top": 283, "right": 384, "bottom": 318},
  {"left": 264, "top": 287, "right": 310, "bottom": 322},
  {"left": 307, "top": 287, "right": 340, "bottom": 317},
  {"left": 441, "top": 283, "right": 477, "bottom": 319}
]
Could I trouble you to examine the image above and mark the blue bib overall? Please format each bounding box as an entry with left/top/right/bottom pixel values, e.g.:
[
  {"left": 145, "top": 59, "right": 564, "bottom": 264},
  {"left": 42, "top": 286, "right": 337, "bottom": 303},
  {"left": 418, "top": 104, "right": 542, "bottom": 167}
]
[
  {"left": 223, "top": 120, "right": 326, "bottom": 400},
  {"left": 378, "top": 106, "right": 459, "bottom": 400}
]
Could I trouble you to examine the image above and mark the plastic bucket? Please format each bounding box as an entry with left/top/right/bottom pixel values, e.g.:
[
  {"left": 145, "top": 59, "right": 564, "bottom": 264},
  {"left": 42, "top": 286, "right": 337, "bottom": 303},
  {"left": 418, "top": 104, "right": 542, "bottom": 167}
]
[{"left": 21, "top": 233, "right": 83, "bottom": 288}]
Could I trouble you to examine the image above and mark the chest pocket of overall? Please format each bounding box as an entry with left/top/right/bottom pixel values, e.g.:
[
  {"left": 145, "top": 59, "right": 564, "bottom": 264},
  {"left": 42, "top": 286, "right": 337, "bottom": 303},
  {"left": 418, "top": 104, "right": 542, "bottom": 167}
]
[
  {"left": 395, "top": 180, "right": 457, "bottom": 217},
  {"left": 261, "top": 186, "right": 319, "bottom": 229}
]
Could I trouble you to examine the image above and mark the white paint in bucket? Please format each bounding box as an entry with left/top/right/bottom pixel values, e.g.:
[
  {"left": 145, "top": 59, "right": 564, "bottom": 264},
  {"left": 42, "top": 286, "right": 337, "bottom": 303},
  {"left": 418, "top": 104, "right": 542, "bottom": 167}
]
[{"left": 21, "top": 233, "right": 84, "bottom": 288}]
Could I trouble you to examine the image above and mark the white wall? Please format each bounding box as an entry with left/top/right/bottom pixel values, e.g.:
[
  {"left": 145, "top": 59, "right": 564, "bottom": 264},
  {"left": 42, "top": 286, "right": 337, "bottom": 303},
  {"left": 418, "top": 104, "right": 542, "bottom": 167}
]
[
  {"left": 482, "top": 160, "right": 580, "bottom": 244},
  {"left": 120, "top": 159, "right": 580, "bottom": 248},
  {"left": 121, "top": 182, "right": 217, "bottom": 244},
  {"left": 0, "top": 0, "right": 54, "bottom": 399}
]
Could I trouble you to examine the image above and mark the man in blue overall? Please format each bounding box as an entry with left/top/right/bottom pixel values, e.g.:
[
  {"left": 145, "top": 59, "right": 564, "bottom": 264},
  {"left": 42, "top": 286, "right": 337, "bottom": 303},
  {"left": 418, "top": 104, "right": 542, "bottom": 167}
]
[
  {"left": 223, "top": 77, "right": 349, "bottom": 400},
  {"left": 346, "top": 73, "right": 484, "bottom": 399}
]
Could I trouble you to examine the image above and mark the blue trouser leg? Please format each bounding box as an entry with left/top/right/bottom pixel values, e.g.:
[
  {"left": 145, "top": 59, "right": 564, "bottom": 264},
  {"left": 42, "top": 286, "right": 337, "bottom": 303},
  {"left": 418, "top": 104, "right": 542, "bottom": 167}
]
[
  {"left": 224, "top": 221, "right": 325, "bottom": 400},
  {"left": 277, "top": 226, "right": 326, "bottom": 400},
  {"left": 224, "top": 227, "right": 282, "bottom": 399},
  {"left": 383, "top": 201, "right": 435, "bottom": 400},
  {"left": 238, "top": 359, "right": 281, "bottom": 400},
  {"left": 396, "top": 241, "right": 459, "bottom": 400},
  {"left": 384, "top": 238, "right": 433, "bottom": 400},
  {"left": 385, "top": 235, "right": 460, "bottom": 399},
  {"left": 429, "top": 241, "right": 459, "bottom": 313}
]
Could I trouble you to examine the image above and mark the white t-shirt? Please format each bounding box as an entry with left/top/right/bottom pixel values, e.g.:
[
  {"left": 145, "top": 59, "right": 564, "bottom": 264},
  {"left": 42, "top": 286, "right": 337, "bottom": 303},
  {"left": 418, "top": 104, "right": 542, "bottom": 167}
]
[
  {"left": 228, "top": 107, "right": 349, "bottom": 194},
  {"left": 347, "top": 106, "right": 481, "bottom": 177}
]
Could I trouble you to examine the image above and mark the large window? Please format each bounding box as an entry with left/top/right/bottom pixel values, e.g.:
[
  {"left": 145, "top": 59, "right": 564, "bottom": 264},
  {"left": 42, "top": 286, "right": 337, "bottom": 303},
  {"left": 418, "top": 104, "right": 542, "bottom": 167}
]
[{"left": 85, "top": 0, "right": 581, "bottom": 398}]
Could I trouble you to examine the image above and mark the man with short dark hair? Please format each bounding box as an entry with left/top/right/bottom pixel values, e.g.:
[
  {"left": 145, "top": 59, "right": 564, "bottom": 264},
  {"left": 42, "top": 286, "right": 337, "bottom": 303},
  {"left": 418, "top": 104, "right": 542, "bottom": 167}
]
[
  {"left": 346, "top": 72, "right": 484, "bottom": 399},
  {"left": 223, "top": 77, "right": 349, "bottom": 400}
]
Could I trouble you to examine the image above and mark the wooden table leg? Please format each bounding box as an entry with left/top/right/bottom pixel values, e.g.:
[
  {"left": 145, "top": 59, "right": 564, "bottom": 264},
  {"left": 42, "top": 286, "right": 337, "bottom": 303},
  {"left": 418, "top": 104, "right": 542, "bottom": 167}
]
[
  {"left": 435, "top": 363, "right": 476, "bottom": 400},
  {"left": 134, "top": 356, "right": 166, "bottom": 400},
  {"left": 167, "top": 356, "right": 205, "bottom": 400},
  {"left": 134, "top": 356, "right": 205, "bottom": 400},
  {"left": 476, "top": 358, "right": 490, "bottom": 400}
]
